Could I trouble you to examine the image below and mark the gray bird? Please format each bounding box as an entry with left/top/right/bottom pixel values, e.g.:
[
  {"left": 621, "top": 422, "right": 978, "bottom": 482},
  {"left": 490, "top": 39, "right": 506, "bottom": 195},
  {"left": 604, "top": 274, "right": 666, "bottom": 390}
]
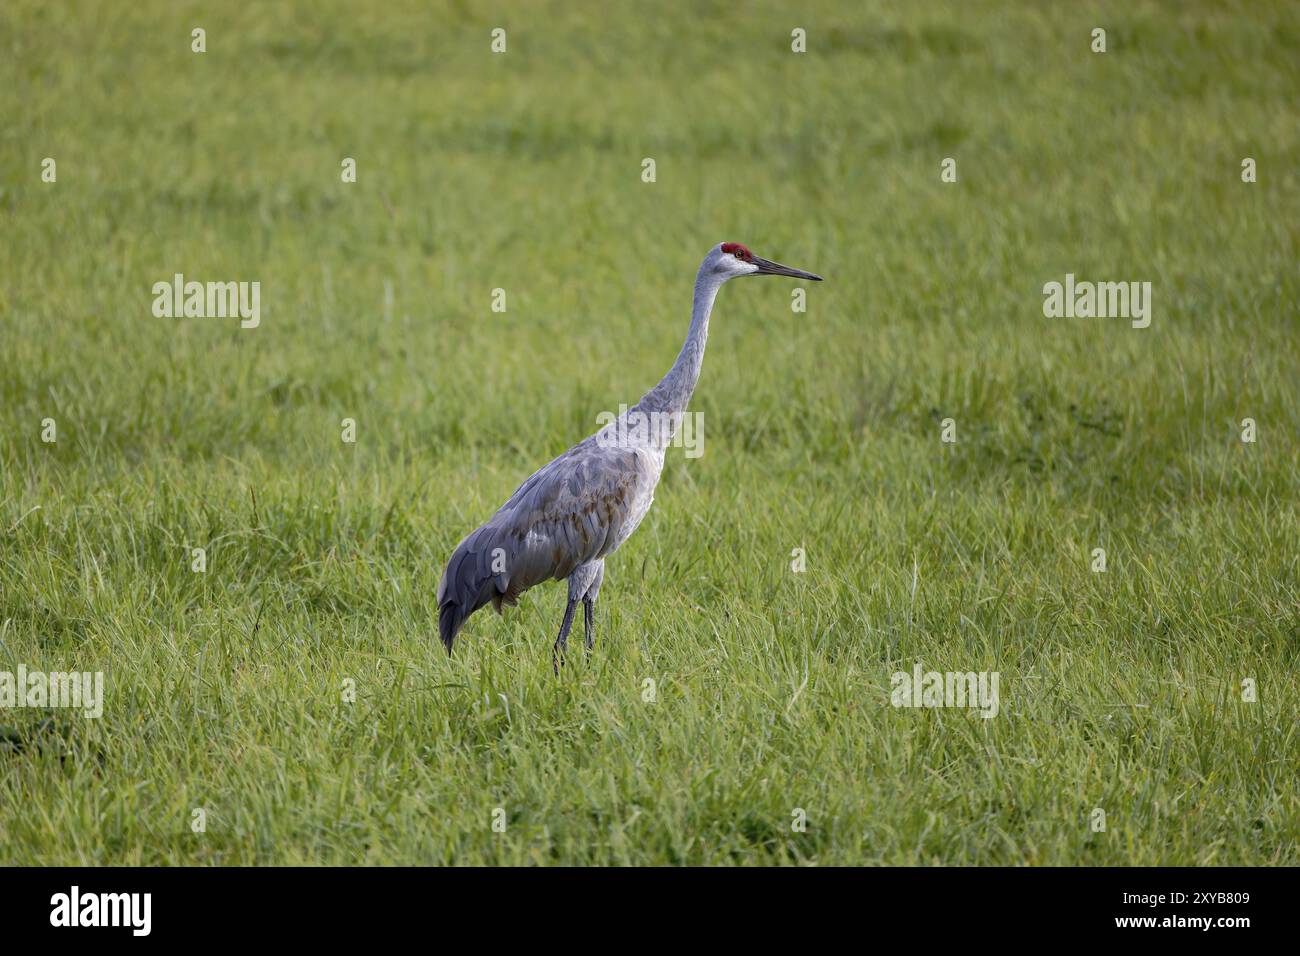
[{"left": 437, "top": 242, "right": 822, "bottom": 669}]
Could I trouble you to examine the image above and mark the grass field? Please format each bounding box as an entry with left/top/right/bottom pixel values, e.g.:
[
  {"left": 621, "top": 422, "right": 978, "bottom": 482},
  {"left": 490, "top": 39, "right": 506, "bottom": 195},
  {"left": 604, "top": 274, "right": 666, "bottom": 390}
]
[{"left": 1, "top": 0, "right": 1297, "bottom": 865}]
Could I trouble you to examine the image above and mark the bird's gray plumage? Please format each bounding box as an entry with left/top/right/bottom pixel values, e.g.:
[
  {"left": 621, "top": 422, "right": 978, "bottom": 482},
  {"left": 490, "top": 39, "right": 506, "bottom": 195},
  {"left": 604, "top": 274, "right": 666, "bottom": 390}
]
[
  {"left": 437, "top": 437, "right": 652, "bottom": 651},
  {"left": 436, "top": 242, "right": 821, "bottom": 663}
]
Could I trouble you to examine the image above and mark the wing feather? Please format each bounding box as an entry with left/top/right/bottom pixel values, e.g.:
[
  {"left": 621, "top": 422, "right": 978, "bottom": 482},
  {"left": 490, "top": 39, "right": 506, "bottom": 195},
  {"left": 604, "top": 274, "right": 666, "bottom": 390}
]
[{"left": 469, "top": 439, "right": 648, "bottom": 602}]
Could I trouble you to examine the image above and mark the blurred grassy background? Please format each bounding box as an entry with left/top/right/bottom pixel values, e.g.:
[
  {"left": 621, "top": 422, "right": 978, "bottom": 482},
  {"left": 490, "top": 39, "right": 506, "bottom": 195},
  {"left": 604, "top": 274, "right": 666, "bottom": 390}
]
[{"left": 0, "top": 0, "right": 1297, "bottom": 864}]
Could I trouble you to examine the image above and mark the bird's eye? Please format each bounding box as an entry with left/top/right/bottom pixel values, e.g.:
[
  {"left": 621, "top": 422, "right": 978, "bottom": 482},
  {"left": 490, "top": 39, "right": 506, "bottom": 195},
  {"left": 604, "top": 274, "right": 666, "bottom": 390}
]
[{"left": 734, "top": 250, "right": 745, "bottom": 259}]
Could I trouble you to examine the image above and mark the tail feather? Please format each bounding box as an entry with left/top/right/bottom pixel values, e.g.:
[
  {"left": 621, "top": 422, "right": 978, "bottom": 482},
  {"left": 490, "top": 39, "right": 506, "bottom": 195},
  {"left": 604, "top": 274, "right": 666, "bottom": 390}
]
[
  {"left": 438, "top": 599, "right": 472, "bottom": 653},
  {"left": 437, "top": 527, "right": 506, "bottom": 654}
]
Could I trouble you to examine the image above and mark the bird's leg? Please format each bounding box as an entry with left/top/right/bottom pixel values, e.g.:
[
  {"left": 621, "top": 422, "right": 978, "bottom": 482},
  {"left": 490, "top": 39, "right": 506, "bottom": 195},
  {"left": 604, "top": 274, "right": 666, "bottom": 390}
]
[
  {"left": 552, "top": 598, "right": 578, "bottom": 674},
  {"left": 583, "top": 597, "right": 596, "bottom": 653}
]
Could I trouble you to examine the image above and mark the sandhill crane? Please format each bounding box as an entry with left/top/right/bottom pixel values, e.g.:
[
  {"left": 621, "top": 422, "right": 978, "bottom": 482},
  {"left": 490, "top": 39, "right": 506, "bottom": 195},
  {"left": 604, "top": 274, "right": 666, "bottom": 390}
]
[{"left": 437, "top": 242, "right": 822, "bottom": 669}]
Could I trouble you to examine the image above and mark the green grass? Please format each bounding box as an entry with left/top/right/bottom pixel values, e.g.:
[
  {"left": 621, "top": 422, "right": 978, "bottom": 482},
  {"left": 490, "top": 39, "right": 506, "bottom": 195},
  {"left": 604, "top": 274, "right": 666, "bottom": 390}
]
[{"left": 1, "top": 0, "right": 1297, "bottom": 865}]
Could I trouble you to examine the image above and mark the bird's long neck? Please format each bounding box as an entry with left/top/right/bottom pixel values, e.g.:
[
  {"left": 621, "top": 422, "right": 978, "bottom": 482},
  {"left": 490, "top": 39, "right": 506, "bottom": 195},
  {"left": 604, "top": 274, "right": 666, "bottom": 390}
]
[{"left": 636, "top": 265, "right": 722, "bottom": 419}]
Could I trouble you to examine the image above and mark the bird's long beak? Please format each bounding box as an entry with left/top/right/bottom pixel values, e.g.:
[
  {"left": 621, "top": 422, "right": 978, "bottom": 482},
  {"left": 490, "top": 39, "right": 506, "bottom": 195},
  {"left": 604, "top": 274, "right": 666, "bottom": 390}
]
[{"left": 751, "top": 255, "right": 823, "bottom": 281}]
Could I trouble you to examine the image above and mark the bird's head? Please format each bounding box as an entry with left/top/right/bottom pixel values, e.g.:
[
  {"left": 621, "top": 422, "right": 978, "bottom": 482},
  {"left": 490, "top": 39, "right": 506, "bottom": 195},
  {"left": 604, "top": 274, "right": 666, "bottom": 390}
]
[{"left": 704, "top": 242, "right": 823, "bottom": 282}]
